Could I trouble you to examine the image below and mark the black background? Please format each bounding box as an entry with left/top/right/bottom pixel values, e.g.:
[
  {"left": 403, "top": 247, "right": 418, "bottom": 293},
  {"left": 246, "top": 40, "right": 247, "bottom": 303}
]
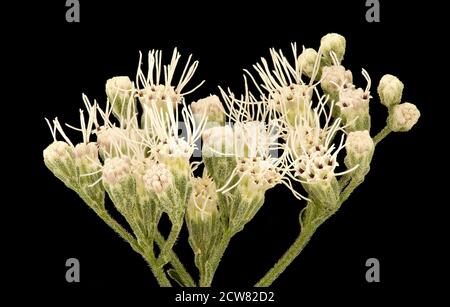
[{"left": 11, "top": 0, "right": 445, "bottom": 304}]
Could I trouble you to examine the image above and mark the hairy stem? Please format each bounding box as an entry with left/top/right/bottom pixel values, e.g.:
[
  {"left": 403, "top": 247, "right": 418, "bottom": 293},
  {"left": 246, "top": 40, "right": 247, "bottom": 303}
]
[
  {"left": 200, "top": 232, "right": 233, "bottom": 287},
  {"left": 255, "top": 221, "right": 320, "bottom": 287},
  {"left": 157, "top": 218, "right": 183, "bottom": 268},
  {"left": 373, "top": 126, "right": 391, "bottom": 145},
  {"left": 155, "top": 231, "right": 196, "bottom": 287}
]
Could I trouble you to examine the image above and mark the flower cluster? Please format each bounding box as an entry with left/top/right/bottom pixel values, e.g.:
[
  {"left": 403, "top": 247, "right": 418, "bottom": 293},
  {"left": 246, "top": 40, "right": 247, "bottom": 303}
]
[{"left": 43, "top": 33, "right": 420, "bottom": 287}]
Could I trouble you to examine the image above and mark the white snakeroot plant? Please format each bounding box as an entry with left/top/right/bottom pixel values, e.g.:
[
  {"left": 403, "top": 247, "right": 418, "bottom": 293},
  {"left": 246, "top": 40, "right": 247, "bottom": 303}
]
[{"left": 44, "top": 34, "right": 420, "bottom": 287}]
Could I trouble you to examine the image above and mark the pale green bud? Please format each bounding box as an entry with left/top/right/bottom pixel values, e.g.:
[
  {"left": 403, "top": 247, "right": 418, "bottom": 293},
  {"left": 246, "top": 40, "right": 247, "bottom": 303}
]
[
  {"left": 191, "top": 95, "right": 225, "bottom": 128},
  {"left": 202, "top": 126, "right": 236, "bottom": 188},
  {"left": 43, "top": 141, "right": 78, "bottom": 189},
  {"left": 297, "top": 48, "right": 319, "bottom": 78},
  {"left": 388, "top": 102, "right": 420, "bottom": 132},
  {"left": 377, "top": 74, "right": 404, "bottom": 107},
  {"left": 105, "top": 76, "right": 135, "bottom": 120},
  {"left": 320, "top": 33, "right": 346, "bottom": 64},
  {"left": 344, "top": 130, "right": 374, "bottom": 179}
]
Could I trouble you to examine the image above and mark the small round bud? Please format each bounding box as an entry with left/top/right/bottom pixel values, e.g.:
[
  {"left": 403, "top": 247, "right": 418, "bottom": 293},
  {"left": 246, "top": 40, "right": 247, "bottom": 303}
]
[
  {"left": 191, "top": 95, "right": 225, "bottom": 127},
  {"left": 346, "top": 131, "right": 374, "bottom": 157},
  {"left": 320, "top": 33, "right": 346, "bottom": 63},
  {"left": 377, "top": 74, "right": 404, "bottom": 107},
  {"left": 74, "top": 142, "right": 99, "bottom": 161},
  {"left": 321, "top": 65, "right": 353, "bottom": 93},
  {"left": 345, "top": 130, "right": 374, "bottom": 179},
  {"left": 102, "top": 157, "right": 131, "bottom": 186},
  {"left": 106, "top": 76, "right": 132, "bottom": 98},
  {"left": 106, "top": 76, "right": 135, "bottom": 119},
  {"left": 43, "top": 141, "right": 74, "bottom": 163},
  {"left": 143, "top": 163, "right": 173, "bottom": 194},
  {"left": 297, "top": 48, "right": 319, "bottom": 78},
  {"left": 388, "top": 102, "right": 420, "bottom": 132}
]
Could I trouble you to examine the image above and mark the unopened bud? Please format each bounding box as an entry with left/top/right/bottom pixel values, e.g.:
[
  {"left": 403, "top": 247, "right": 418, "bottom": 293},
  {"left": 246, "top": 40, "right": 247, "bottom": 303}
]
[
  {"left": 388, "top": 102, "right": 420, "bottom": 132},
  {"left": 143, "top": 163, "right": 173, "bottom": 194},
  {"left": 191, "top": 95, "right": 225, "bottom": 127},
  {"left": 297, "top": 48, "right": 319, "bottom": 79},
  {"left": 320, "top": 33, "right": 346, "bottom": 64},
  {"left": 106, "top": 76, "right": 135, "bottom": 120},
  {"left": 43, "top": 141, "right": 77, "bottom": 186},
  {"left": 377, "top": 74, "right": 404, "bottom": 107},
  {"left": 344, "top": 130, "right": 374, "bottom": 178},
  {"left": 102, "top": 157, "right": 131, "bottom": 186}
]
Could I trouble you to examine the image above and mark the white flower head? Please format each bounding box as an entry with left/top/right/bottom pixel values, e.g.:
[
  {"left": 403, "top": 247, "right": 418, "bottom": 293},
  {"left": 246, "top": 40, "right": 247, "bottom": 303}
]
[
  {"left": 285, "top": 94, "right": 355, "bottom": 186},
  {"left": 136, "top": 49, "right": 204, "bottom": 110},
  {"left": 249, "top": 44, "right": 321, "bottom": 119}
]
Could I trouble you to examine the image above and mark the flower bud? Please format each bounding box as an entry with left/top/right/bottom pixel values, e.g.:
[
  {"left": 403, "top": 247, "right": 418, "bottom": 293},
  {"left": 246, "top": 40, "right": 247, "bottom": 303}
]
[
  {"left": 143, "top": 162, "right": 173, "bottom": 194},
  {"left": 344, "top": 130, "right": 374, "bottom": 178},
  {"left": 102, "top": 157, "right": 132, "bottom": 187},
  {"left": 74, "top": 142, "right": 99, "bottom": 164},
  {"left": 321, "top": 65, "right": 353, "bottom": 94},
  {"left": 297, "top": 48, "right": 319, "bottom": 78},
  {"left": 377, "top": 74, "right": 404, "bottom": 107},
  {"left": 191, "top": 95, "right": 225, "bottom": 127},
  {"left": 388, "top": 102, "right": 420, "bottom": 132},
  {"left": 105, "top": 76, "right": 135, "bottom": 120},
  {"left": 202, "top": 126, "right": 237, "bottom": 188},
  {"left": 320, "top": 33, "right": 346, "bottom": 64},
  {"left": 43, "top": 141, "right": 78, "bottom": 188}
]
